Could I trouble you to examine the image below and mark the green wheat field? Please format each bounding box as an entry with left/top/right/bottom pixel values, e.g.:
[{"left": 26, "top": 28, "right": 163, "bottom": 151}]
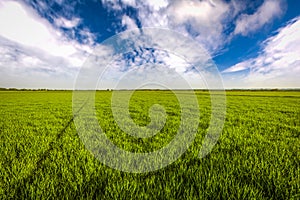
[{"left": 0, "top": 90, "right": 299, "bottom": 199}]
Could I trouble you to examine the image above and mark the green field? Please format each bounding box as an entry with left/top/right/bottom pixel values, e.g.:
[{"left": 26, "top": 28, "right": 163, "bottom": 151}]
[{"left": 0, "top": 90, "right": 299, "bottom": 199}]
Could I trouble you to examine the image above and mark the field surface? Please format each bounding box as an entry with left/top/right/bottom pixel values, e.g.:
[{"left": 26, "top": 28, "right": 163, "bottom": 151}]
[{"left": 0, "top": 90, "right": 299, "bottom": 199}]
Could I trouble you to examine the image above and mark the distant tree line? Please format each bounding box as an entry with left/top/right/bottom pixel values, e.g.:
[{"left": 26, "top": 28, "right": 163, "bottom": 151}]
[
  {"left": 0, "top": 88, "right": 50, "bottom": 91},
  {"left": 0, "top": 88, "right": 299, "bottom": 91}
]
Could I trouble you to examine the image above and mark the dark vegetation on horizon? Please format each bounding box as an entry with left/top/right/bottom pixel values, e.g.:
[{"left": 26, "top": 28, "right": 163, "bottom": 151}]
[{"left": 1, "top": 87, "right": 299, "bottom": 91}]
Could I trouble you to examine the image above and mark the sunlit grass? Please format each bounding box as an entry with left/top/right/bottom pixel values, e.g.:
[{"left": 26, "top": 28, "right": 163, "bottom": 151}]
[{"left": 0, "top": 90, "right": 299, "bottom": 199}]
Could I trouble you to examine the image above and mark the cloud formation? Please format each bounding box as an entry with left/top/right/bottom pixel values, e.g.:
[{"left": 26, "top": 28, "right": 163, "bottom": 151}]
[
  {"left": 102, "top": 0, "right": 287, "bottom": 57},
  {"left": 234, "top": 0, "right": 284, "bottom": 36},
  {"left": 0, "top": 0, "right": 94, "bottom": 88},
  {"left": 0, "top": 0, "right": 296, "bottom": 89},
  {"left": 122, "top": 15, "right": 138, "bottom": 30},
  {"left": 102, "top": 0, "right": 234, "bottom": 54},
  {"left": 54, "top": 17, "right": 81, "bottom": 29},
  {"left": 224, "top": 16, "right": 300, "bottom": 88}
]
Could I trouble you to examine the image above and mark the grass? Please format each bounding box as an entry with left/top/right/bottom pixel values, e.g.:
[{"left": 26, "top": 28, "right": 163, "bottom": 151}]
[{"left": 0, "top": 90, "right": 299, "bottom": 199}]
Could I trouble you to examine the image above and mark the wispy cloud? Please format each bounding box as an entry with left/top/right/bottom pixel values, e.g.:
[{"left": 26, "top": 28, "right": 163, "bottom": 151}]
[
  {"left": 222, "top": 59, "right": 254, "bottom": 73},
  {"left": 100, "top": 0, "right": 295, "bottom": 89},
  {"left": 102, "top": 0, "right": 286, "bottom": 56},
  {"left": 223, "top": 16, "right": 300, "bottom": 88},
  {"left": 121, "top": 15, "right": 138, "bottom": 30},
  {"left": 85, "top": 28, "right": 220, "bottom": 90},
  {"left": 166, "top": 0, "right": 231, "bottom": 53},
  {"left": 102, "top": 0, "right": 232, "bottom": 54},
  {"left": 0, "top": 0, "right": 95, "bottom": 88},
  {"left": 234, "top": 0, "right": 284, "bottom": 36},
  {"left": 0, "top": 0, "right": 294, "bottom": 89},
  {"left": 54, "top": 17, "right": 81, "bottom": 29}
]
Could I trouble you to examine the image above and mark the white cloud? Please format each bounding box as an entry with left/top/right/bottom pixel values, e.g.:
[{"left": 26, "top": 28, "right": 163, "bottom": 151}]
[
  {"left": 54, "top": 17, "right": 81, "bottom": 28},
  {"left": 0, "top": 0, "right": 95, "bottom": 88},
  {"left": 122, "top": 15, "right": 138, "bottom": 30},
  {"left": 135, "top": 0, "right": 232, "bottom": 53},
  {"left": 223, "top": 16, "right": 300, "bottom": 88},
  {"left": 234, "top": 0, "right": 283, "bottom": 36},
  {"left": 102, "top": 0, "right": 285, "bottom": 59},
  {"left": 102, "top": 0, "right": 259, "bottom": 55},
  {"left": 168, "top": 0, "right": 228, "bottom": 25},
  {"left": 142, "top": 0, "right": 169, "bottom": 12},
  {"left": 121, "top": 0, "right": 137, "bottom": 7},
  {"left": 0, "top": 1, "right": 87, "bottom": 58},
  {"left": 92, "top": 28, "right": 219, "bottom": 89},
  {"left": 101, "top": 0, "right": 123, "bottom": 10},
  {"left": 222, "top": 59, "right": 254, "bottom": 73},
  {"left": 102, "top": 0, "right": 287, "bottom": 56},
  {"left": 167, "top": 0, "right": 231, "bottom": 53}
]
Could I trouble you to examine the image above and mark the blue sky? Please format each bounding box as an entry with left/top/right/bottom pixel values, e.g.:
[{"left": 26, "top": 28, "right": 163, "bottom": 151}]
[{"left": 0, "top": 0, "right": 299, "bottom": 89}]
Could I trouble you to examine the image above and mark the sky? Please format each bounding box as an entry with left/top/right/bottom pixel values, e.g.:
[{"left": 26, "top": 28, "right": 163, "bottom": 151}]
[{"left": 0, "top": 0, "right": 299, "bottom": 89}]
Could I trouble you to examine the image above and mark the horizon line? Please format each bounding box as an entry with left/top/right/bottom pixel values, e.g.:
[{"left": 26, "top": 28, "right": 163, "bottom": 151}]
[{"left": 1, "top": 87, "right": 300, "bottom": 91}]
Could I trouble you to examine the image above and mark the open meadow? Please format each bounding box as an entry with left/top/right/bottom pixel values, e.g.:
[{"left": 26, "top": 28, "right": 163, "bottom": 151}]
[{"left": 0, "top": 90, "right": 299, "bottom": 199}]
